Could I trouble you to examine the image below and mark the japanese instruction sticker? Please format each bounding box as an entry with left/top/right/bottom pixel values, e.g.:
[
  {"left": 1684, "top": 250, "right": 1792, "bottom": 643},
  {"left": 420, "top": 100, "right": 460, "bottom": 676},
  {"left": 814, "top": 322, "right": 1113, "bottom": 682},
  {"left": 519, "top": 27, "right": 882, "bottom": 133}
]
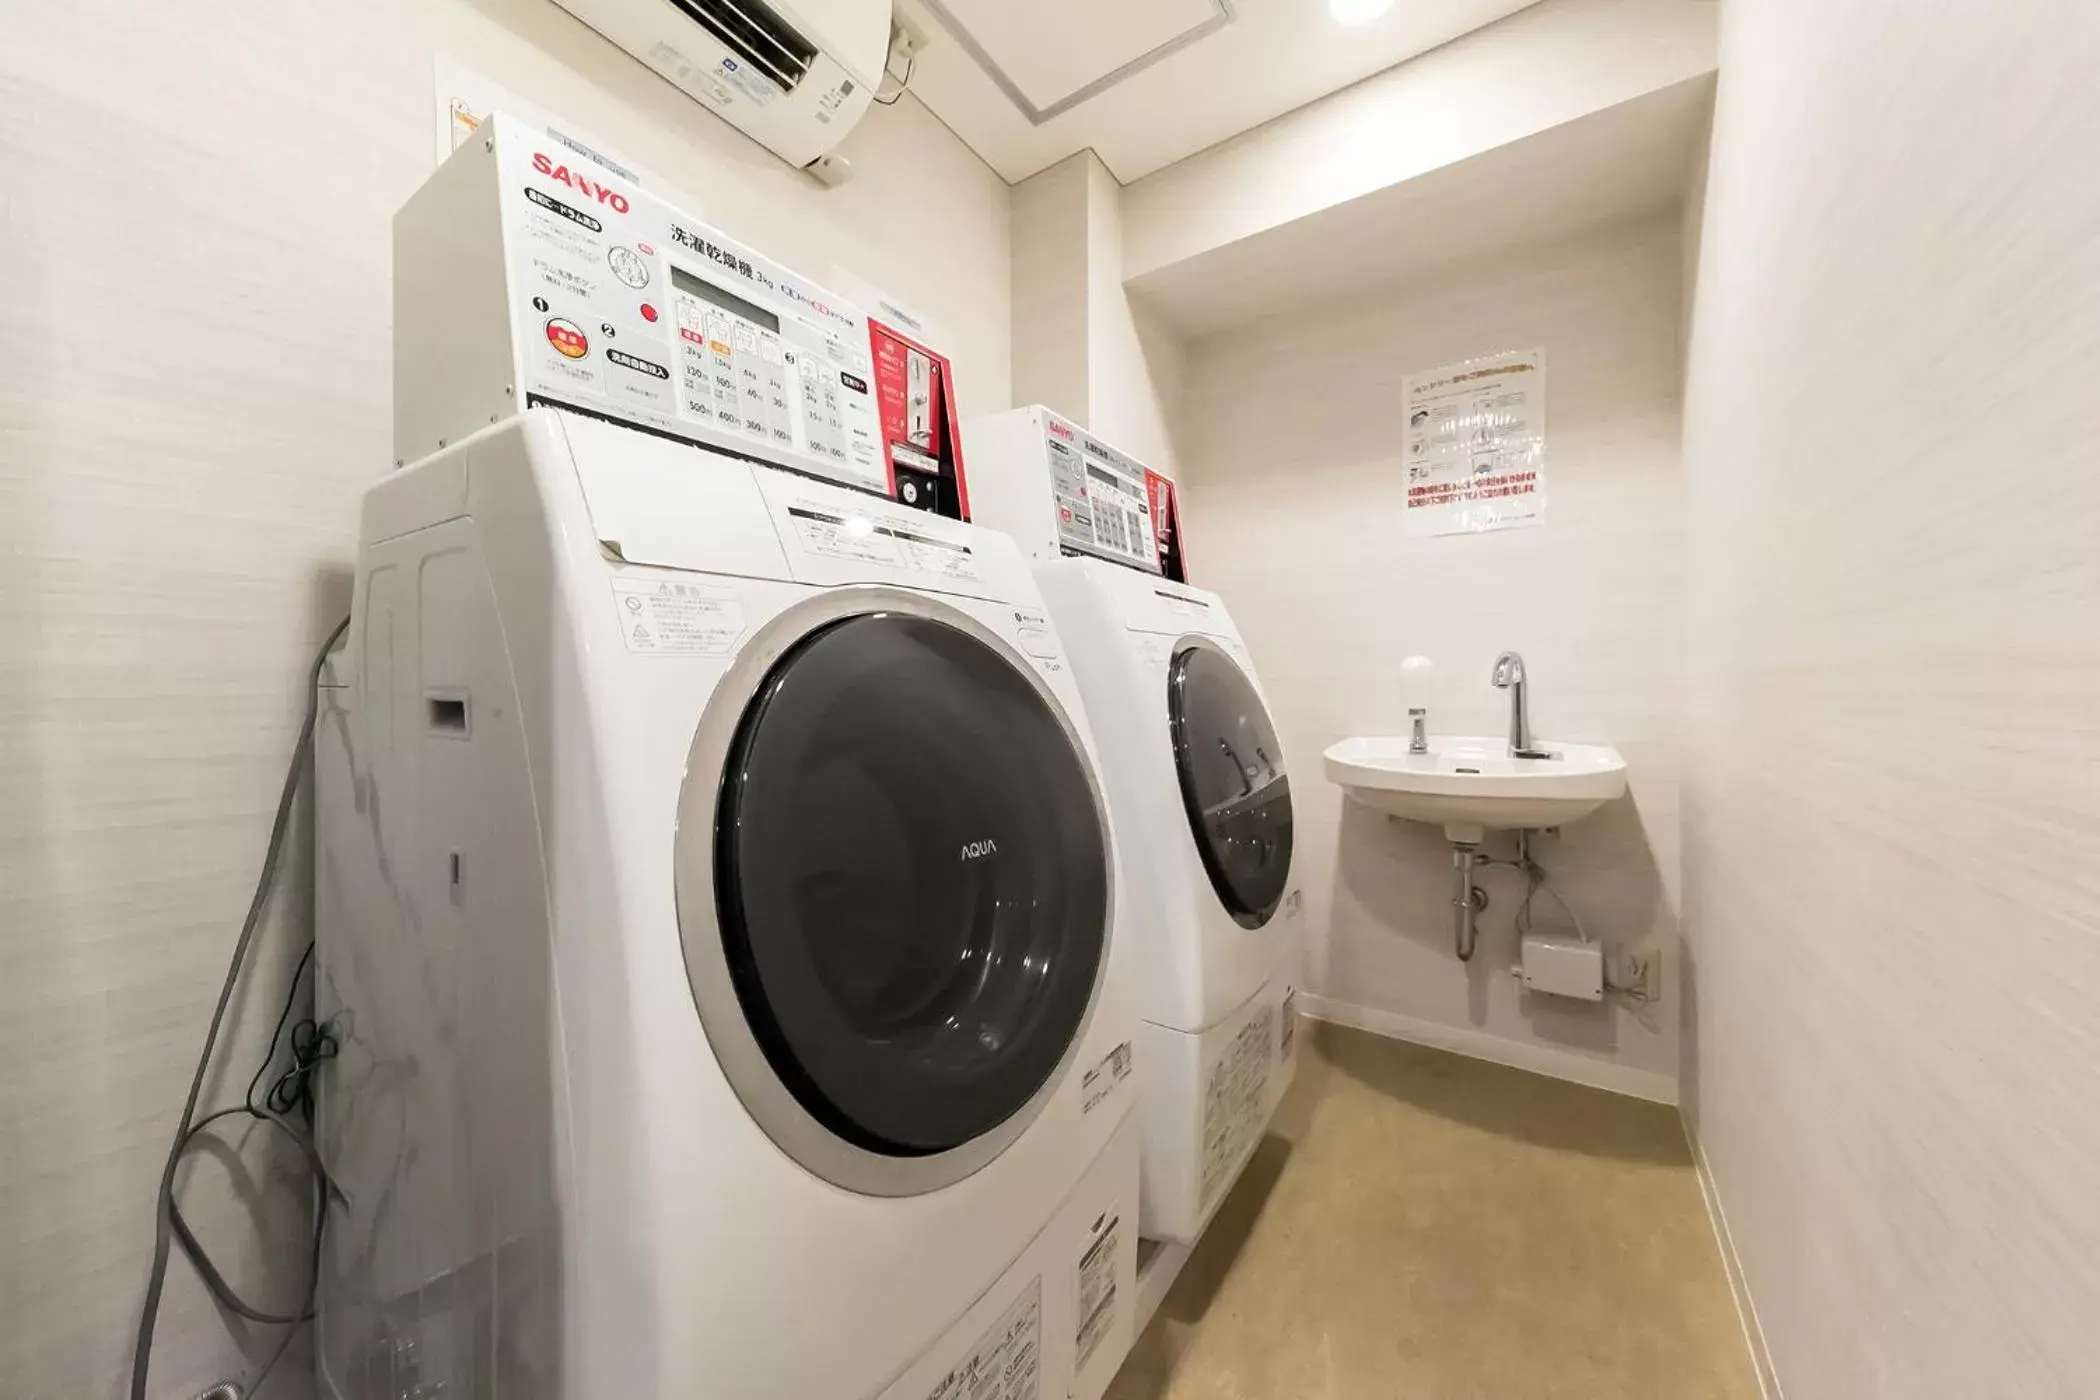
[
  {"left": 1402, "top": 348, "right": 1547, "bottom": 537},
  {"left": 612, "top": 575, "right": 745, "bottom": 655}
]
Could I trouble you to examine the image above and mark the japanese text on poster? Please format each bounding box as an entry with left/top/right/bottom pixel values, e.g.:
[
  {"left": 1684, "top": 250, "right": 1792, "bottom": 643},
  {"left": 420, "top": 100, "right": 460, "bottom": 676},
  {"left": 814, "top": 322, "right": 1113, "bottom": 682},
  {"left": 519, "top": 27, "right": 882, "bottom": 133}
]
[{"left": 1402, "top": 348, "right": 1547, "bottom": 537}]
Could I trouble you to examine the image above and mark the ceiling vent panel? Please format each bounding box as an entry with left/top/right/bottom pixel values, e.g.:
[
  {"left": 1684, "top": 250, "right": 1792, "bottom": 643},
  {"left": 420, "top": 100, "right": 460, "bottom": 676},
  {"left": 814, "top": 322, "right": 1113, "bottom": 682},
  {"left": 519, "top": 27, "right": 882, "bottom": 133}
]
[{"left": 919, "top": 0, "right": 1233, "bottom": 123}]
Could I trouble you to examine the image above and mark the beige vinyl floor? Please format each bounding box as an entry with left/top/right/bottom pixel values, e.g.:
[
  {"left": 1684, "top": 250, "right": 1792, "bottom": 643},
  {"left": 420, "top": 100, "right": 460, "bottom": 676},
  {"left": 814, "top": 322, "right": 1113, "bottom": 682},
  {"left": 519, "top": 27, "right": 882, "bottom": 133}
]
[{"left": 1105, "top": 1021, "right": 1758, "bottom": 1400}]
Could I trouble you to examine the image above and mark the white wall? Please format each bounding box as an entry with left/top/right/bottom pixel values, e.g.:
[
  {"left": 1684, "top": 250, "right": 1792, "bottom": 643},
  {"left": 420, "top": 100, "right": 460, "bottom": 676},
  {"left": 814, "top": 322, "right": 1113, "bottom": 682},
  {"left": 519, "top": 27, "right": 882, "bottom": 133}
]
[
  {"left": 1007, "top": 152, "right": 1188, "bottom": 475},
  {"left": 1181, "top": 220, "right": 1684, "bottom": 1100},
  {"left": 0, "top": 4, "right": 1010, "bottom": 1396},
  {"left": 1680, "top": 1, "right": 2100, "bottom": 1396},
  {"left": 1120, "top": 0, "right": 1717, "bottom": 282},
  {"left": 1010, "top": 155, "right": 1093, "bottom": 427},
  {"left": 1083, "top": 157, "right": 1187, "bottom": 479}
]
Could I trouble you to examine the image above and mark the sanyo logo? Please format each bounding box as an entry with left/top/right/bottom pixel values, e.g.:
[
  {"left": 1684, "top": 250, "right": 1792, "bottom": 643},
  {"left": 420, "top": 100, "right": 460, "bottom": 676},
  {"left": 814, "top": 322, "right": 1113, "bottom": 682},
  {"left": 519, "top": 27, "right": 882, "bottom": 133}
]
[
  {"left": 531, "top": 152, "right": 631, "bottom": 214},
  {"left": 959, "top": 838, "right": 999, "bottom": 861}
]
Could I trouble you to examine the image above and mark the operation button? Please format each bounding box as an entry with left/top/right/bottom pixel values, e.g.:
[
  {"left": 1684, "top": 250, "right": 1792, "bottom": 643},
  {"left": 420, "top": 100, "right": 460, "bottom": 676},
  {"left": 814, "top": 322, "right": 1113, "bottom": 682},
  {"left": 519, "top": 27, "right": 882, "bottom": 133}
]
[
  {"left": 1017, "top": 627, "right": 1059, "bottom": 659},
  {"left": 544, "top": 317, "right": 588, "bottom": 359}
]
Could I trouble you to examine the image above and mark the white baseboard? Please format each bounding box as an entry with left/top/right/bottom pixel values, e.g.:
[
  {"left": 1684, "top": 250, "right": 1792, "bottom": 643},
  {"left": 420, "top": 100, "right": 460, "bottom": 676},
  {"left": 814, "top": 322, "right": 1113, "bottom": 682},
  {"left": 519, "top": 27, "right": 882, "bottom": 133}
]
[
  {"left": 1686, "top": 1125, "right": 1784, "bottom": 1400},
  {"left": 1298, "top": 994, "right": 1679, "bottom": 1106}
]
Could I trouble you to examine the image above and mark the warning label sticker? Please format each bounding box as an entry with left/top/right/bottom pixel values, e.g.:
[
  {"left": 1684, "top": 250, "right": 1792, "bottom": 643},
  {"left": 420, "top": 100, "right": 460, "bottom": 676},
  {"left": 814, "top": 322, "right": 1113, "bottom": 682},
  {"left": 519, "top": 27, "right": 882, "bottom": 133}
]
[
  {"left": 612, "top": 575, "right": 745, "bottom": 655},
  {"left": 1200, "top": 1005, "right": 1276, "bottom": 1207},
  {"left": 1081, "top": 1040, "right": 1133, "bottom": 1115},
  {"left": 1075, "top": 1208, "right": 1121, "bottom": 1376},
  {"left": 919, "top": 1279, "right": 1040, "bottom": 1400}
]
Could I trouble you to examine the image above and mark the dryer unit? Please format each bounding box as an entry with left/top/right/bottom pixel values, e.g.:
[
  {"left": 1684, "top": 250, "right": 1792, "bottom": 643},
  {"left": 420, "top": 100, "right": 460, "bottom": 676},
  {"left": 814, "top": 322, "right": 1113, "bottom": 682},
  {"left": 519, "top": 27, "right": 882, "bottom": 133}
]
[
  {"left": 313, "top": 407, "right": 1141, "bottom": 1400},
  {"left": 967, "top": 406, "right": 1304, "bottom": 1248}
]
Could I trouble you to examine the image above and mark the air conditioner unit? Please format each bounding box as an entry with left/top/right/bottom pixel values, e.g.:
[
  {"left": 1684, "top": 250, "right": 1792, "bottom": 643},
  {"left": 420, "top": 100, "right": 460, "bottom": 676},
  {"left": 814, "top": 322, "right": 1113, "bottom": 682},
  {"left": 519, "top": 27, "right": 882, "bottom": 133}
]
[{"left": 552, "top": 0, "right": 892, "bottom": 170}]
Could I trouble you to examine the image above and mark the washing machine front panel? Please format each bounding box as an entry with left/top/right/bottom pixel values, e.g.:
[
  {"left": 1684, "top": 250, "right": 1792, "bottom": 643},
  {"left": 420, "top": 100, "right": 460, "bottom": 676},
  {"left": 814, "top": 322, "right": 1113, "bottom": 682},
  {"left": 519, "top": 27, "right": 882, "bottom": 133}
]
[
  {"left": 1166, "top": 636, "right": 1295, "bottom": 931},
  {"left": 676, "top": 586, "right": 1115, "bottom": 1197}
]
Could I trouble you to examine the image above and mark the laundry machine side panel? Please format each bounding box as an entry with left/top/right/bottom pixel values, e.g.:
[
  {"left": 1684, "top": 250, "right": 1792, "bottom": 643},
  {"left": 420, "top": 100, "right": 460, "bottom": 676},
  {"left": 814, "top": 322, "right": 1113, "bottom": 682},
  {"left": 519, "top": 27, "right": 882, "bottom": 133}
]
[
  {"left": 316, "top": 508, "right": 565, "bottom": 1400},
  {"left": 463, "top": 413, "right": 668, "bottom": 1398}
]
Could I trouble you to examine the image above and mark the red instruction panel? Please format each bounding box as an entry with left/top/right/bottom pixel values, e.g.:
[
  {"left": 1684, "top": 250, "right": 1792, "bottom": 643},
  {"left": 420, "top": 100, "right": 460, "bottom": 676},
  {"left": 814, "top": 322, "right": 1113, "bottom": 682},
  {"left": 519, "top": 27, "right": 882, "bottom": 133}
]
[
  {"left": 868, "top": 319, "right": 971, "bottom": 520},
  {"left": 1144, "top": 468, "right": 1189, "bottom": 584}
]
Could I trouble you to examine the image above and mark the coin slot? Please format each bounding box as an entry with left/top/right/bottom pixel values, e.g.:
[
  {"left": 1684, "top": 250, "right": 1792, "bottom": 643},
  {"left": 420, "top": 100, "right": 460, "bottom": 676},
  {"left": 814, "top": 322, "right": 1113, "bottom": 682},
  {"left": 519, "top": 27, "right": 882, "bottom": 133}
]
[{"left": 427, "top": 694, "right": 469, "bottom": 735}]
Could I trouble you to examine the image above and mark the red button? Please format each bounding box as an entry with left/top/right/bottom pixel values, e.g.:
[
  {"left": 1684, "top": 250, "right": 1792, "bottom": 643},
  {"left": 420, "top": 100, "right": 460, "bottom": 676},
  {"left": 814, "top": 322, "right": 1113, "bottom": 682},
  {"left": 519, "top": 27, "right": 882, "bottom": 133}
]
[
  {"left": 640, "top": 303, "right": 659, "bottom": 323},
  {"left": 544, "top": 317, "right": 588, "bottom": 359}
]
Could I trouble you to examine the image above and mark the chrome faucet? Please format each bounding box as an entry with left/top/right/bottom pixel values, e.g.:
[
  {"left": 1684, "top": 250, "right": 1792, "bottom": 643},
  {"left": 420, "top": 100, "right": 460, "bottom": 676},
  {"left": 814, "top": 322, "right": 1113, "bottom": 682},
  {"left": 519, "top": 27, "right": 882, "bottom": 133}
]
[{"left": 1490, "top": 651, "right": 1557, "bottom": 760}]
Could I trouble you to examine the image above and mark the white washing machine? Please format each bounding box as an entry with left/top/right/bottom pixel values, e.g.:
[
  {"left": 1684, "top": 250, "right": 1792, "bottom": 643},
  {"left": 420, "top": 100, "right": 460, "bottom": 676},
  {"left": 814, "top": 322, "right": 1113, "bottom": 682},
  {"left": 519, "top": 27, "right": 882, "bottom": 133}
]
[
  {"left": 967, "top": 407, "right": 1304, "bottom": 1247},
  {"left": 313, "top": 407, "right": 1141, "bottom": 1400}
]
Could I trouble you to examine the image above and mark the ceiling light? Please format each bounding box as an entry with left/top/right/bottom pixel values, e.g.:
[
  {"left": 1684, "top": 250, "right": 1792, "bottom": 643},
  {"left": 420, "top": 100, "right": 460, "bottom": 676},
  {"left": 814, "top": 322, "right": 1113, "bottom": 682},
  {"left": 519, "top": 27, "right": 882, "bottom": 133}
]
[{"left": 1329, "top": 0, "right": 1394, "bottom": 24}]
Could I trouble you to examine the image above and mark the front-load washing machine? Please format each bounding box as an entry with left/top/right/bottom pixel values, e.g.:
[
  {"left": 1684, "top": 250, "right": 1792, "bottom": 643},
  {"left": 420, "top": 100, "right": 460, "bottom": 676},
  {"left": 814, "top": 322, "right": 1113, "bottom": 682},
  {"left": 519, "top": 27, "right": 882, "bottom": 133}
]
[
  {"left": 1029, "top": 564, "right": 1302, "bottom": 1247},
  {"left": 965, "top": 406, "right": 1303, "bottom": 1248},
  {"left": 313, "top": 407, "right": 1141, "bottom": 1400}
]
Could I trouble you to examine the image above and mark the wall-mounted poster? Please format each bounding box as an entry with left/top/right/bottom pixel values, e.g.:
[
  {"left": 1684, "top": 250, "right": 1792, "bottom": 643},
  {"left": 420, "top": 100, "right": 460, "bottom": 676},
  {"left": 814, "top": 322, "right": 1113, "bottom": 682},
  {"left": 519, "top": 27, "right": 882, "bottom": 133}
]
[{"left": 1402, "top": 348, "right": 1547, "bottom": 537}]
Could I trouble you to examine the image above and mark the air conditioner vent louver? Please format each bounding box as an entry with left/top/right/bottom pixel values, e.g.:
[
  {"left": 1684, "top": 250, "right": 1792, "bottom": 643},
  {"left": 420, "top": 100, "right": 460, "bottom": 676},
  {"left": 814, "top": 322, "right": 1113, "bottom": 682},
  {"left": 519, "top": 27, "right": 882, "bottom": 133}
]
[
  {"left": 666, "top": 0, "right": 819, "bottom": 92},
  {"left": 549, "top": 0, "right": 888, "bottom": 170}
]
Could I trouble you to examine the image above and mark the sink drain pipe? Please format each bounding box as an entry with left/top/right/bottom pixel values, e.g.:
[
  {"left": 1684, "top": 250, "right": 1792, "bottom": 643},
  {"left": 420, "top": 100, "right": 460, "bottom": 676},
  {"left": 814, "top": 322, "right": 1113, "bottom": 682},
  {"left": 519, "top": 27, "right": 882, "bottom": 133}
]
[{"left": 1451, "top": 842, "right": 1488, "bottom": 960}]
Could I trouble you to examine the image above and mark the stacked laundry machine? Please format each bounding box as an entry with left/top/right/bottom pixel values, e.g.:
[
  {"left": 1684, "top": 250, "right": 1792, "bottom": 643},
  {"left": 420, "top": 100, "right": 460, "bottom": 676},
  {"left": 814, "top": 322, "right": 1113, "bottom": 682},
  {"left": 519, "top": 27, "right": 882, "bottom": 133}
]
[
  {"left": 314, "top": 115, "right": 1141, "bottom": 1400},
  {"left": 965, "top": 407, "right": 1305, "bottom": 1295}
]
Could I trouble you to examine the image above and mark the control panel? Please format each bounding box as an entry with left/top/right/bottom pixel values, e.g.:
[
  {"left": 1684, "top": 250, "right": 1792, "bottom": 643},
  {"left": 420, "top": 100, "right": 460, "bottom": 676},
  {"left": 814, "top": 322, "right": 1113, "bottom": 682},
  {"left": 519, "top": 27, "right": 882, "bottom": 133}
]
[
  {"left": 962, "top": 405, "right": 1189, "bottom": 582},
  {"left": 1042, "top": 414, "right": 1154, "bottom": 572},
  {"left": 665, "top": 264, "right": 862, "bottom": 468},
  {"left": 396, "top": 113, "right": 887, "bottom": 497}
]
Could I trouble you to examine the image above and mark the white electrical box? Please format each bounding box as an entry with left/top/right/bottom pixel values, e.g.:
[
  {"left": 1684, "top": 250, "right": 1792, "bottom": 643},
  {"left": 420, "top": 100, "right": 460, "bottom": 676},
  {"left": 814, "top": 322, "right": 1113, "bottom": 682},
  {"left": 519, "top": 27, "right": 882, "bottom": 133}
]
[
  {"left": 1519, "top": 935, "right": 1604, "bottom": 1001},
  {"left": 394, "top": 112, "right": 885, "bottom": 493},
  {"left": 965, "top": 406, "right": 1174, "bottom": 575}
]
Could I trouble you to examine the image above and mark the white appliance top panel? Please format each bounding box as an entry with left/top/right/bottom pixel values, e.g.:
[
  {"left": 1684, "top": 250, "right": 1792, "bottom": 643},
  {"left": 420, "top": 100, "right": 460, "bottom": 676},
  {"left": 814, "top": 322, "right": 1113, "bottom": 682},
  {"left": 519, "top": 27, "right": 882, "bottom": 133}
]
[
  {"left": 557, "top": 410, "right": 793, "bottom": 582},
  {"left": 752, "top": 464, "right": 1044, "bottom": 607},
  {"left": 1089, "top": 562, "right": 1236, "bottom": 642}
]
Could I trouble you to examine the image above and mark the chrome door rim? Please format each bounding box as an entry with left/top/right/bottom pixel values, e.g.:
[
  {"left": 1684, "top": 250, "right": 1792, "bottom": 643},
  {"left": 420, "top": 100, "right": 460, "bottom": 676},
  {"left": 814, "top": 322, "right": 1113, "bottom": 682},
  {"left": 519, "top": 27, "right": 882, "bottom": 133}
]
[{"left": 673, "top": 585, "right": 1116, "bottom": 1197}]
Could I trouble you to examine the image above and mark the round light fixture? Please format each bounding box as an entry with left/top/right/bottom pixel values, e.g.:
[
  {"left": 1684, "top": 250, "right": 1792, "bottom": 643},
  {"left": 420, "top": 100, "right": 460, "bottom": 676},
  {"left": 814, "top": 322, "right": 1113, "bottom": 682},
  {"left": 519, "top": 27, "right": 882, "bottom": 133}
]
[{"left": 1329, "top": 0, "right": 1394, "bottom": 24}]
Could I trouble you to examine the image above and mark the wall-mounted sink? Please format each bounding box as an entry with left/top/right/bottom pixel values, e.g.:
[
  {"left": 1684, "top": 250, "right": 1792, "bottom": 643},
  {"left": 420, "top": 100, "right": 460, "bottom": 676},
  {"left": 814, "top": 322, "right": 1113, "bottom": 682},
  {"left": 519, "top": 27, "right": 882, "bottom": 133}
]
[{"left": 1323, "top": 735, "right": 1627, "bottom": 843}]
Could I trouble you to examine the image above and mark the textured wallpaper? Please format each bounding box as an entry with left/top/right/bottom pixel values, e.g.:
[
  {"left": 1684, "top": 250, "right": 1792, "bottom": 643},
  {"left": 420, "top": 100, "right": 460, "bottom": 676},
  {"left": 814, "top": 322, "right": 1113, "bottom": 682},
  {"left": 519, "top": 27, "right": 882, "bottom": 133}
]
[{"left": 1680, "top": 2, "right": 2100, "bottom": 1396}]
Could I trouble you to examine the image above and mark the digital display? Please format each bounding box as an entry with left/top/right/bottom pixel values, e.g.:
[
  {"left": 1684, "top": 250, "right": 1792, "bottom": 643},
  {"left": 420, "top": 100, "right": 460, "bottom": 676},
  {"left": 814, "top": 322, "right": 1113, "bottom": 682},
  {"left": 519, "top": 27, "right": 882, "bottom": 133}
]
[{"left": 670, "top": 265, "right": 780, "bottom": 334}]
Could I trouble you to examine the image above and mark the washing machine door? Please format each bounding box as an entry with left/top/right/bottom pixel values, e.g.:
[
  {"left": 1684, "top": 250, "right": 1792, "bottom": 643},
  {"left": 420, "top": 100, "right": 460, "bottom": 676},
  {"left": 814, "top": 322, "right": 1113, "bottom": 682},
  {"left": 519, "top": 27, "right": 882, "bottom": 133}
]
[
  {"left": 1166, "top": 635, "right": 1294, "bottom": 929},
  {"left": 676, "top": 589, "right": 1112, "bottom": 1197}
]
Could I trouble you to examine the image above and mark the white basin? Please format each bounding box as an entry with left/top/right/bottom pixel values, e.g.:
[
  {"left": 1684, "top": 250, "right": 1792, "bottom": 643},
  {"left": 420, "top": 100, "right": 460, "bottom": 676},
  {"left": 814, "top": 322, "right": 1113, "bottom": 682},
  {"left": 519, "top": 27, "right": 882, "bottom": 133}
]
[{"left": 1322, "top": 734, "right": 1628, "bottom": 842}]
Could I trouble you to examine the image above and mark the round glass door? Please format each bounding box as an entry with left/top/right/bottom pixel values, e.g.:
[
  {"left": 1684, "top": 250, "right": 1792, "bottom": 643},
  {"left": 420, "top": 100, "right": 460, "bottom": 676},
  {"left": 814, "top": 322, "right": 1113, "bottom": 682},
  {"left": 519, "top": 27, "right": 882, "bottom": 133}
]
[
  {"left": 1167, "top": 637, "right": 1294, "bottom": 928},
  {"left": 678, "top": 598, "right": 1110, "bottom": 1192}
]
